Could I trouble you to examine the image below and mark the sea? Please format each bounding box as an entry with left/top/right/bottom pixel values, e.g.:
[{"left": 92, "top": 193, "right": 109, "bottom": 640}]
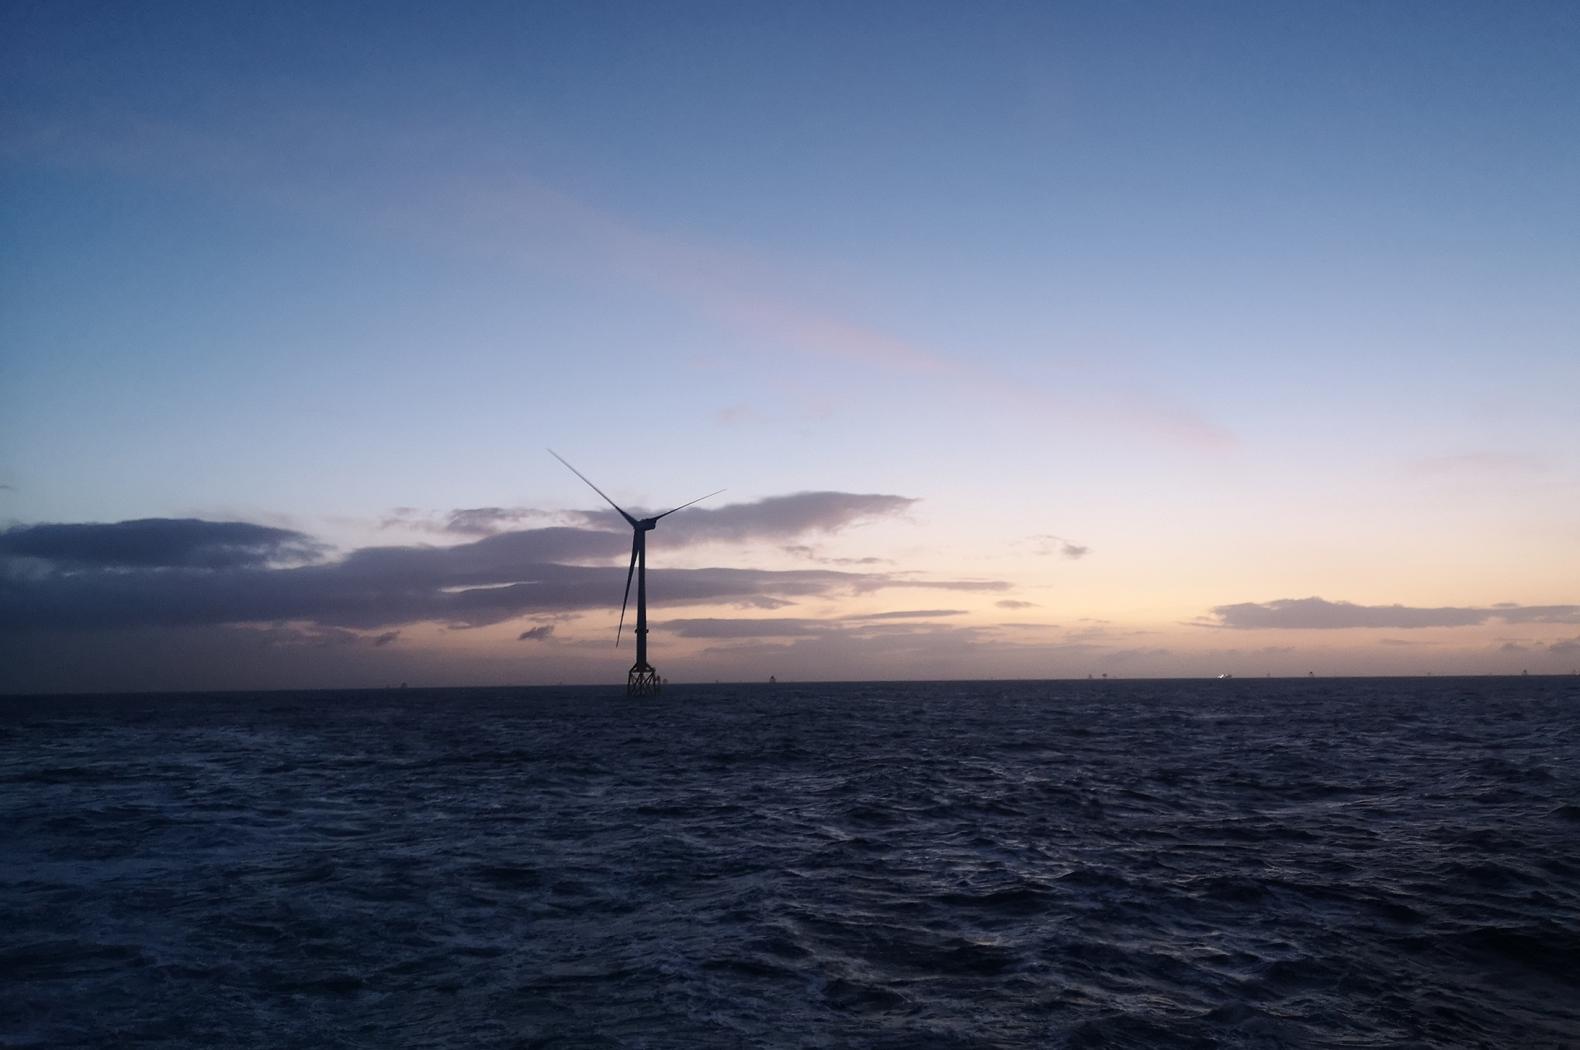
[{"left": 2, "top": 677, "right": 1577, "bottom": 1049}]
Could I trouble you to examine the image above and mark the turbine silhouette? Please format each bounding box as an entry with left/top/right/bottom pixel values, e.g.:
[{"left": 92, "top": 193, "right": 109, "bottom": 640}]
[{"left": 549, "top": 450, "right": 722, "bottom": 697}]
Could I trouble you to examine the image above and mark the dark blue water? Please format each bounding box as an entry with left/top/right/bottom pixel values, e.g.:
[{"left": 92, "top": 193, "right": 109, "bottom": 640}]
[{"left": 3, "top": 678, "right": 1578, "bottom": 1048}]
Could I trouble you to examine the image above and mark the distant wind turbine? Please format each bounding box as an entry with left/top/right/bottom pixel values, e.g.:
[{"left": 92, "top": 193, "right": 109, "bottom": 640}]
[{"left": 549, "top": 449, "right": 723, "bottom": 697}]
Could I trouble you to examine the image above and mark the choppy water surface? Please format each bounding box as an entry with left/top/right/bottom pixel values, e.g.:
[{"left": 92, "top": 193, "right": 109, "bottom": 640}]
[{"left": 3, "top": 678, "right": 1578, "bottom": 1048}]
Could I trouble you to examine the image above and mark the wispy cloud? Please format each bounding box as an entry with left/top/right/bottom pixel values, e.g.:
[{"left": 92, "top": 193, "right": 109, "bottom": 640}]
[
  {"left": 669, "top": 617, "right": 995, "bottom": 645},
  {"left": 1025, "top": 534, "right": 1091, "bottom": 560},
  {"left": 234, "top": 624, "right": 362, "bottom": 649},
  {"left": 1497, "top": 606, "right": 1580, "bottom": 625},
  {"left": 842, "top": 609, "right": 966, "bottom": 621},
  {"left": 1107, "top": 646, "right": 1172, "bottom": 663},
  {"left": 381, "top": 506, "right": 552, "bottom": 537},
  {"left": 665, "top": 618, "right": 824, "bottom": 639},
  {"left": 782, "top": 544, "right": 892, "bottom": 567},
  {"left": 571, "top": 492, "right": 918, "bottom": 545},
  {"left": 682, "top": 618, "right": 1177, "bottom": 682},
  {"left": 1495, "top": 635, "right": 1580, "bottom": 659},
  {"left": 382, "top": 491, "right": 914, "bottom": 547},
  {"left": 518, "top": 625, "right": 555, "bottom": 642},
  {"left": 443, "top": 507, "right": 541, "bottom": 536},
  {"left": 2, "top": 103, "right": 1235, "bottom": 449}
]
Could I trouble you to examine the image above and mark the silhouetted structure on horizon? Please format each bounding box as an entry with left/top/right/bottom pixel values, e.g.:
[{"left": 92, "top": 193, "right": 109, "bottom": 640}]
[{"left": 550, "top": 450, "right": 722, "bottom": 697}]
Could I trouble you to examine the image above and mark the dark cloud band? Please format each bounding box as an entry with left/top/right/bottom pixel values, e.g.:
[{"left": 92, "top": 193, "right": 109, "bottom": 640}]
[
  {"left": 0, "top": 501, "right": 1004, "bottom": 635},
  {"left": 0, "top": 518, "right": 325, "bottom": 570}
]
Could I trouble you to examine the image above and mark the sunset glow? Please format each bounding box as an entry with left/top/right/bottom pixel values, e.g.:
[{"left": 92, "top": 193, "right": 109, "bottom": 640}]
[{"left": 3, "top": 3, "right": 1577, "bottom": 691}]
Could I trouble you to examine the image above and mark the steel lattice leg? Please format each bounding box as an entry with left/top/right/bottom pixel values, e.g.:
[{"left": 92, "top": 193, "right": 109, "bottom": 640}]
[{"left": 627, "top": 663, "right": 661, "bottom": 697}]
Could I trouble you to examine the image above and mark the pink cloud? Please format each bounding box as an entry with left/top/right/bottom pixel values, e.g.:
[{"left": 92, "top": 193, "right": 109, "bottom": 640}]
[{"left": 5, "top": 102, "right": 1234, "bottom": 448}]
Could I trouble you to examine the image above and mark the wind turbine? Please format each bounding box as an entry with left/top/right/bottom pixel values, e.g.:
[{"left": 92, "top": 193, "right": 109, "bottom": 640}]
[{"left": 549, "top": 450, "right": 722, "bottom": 696}]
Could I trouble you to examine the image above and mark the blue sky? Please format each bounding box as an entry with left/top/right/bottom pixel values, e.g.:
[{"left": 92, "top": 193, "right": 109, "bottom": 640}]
[{"left": 3, "top": 1, "right": 1577, "bottom": 690}]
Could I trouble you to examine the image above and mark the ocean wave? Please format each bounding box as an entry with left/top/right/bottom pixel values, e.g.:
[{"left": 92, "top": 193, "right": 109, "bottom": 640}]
[{"left": 2, "top": 676, "right": 1578, "bottom": 1047}]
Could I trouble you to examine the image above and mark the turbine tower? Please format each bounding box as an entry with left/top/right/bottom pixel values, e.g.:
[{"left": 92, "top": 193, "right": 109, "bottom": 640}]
[{"left": 549, "top": 450, "right": 722, "bottom": 697}]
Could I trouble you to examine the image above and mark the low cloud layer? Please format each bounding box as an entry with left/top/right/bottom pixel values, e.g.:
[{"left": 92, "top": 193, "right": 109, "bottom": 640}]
[
  {"left": 0, "top": 498, "right": 1003, "bottom": 636},
  {"left": 0, "top": 518, "right": 325, "bottom": 570},
  {"left": 1206, "top": 596, "right": 1580, "bottom": 630}
]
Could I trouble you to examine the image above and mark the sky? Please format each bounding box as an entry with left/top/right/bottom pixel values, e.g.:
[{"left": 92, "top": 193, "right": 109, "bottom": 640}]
[{"left": 2, "top": 1, "right": 1578, "bottom": 692}]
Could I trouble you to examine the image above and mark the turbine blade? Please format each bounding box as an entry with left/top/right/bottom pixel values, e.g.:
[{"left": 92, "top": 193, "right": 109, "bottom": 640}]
[
  {"left": 654, "top": 488, "right": 726, "bottom": 520},
  {"left": 548, "top": 449, "right": 638, "bottom": 527},
  {"left": 617, "top": 533, "right": 639, "bottom": 647}
]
